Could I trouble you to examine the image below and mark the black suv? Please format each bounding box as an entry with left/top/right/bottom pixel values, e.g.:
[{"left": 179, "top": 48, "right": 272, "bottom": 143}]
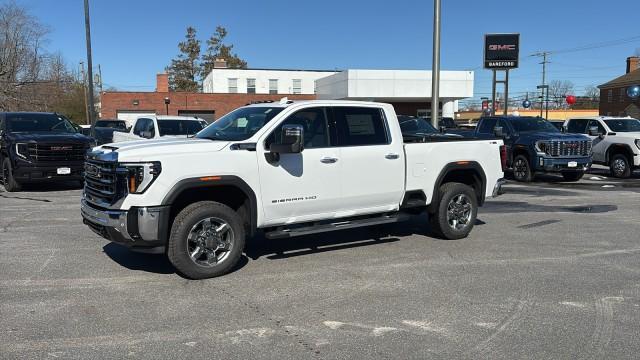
[
  {"left": 473, "top": 116, "right": 592, "bottom": 182},
  {"left": 0, "top": 112, "right": 95, "bottom": 191}
]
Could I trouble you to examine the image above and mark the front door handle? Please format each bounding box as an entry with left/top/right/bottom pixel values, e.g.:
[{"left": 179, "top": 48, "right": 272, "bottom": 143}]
[
  {"left": 385, "top": 153, "right": 400, "bottom": 160},
  {"left": 320, "top": 157, "right": 338, "bottom": 164}
]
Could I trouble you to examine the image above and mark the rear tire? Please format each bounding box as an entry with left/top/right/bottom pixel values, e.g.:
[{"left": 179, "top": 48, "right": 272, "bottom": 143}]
[
  {"left": 561, "top": 171, "right": 584, "bottom": 182},
  {"left": 512, "top": 155, "right": 534, "bottom": 182},
  {"left": 2, "top": 158, "right": 22, "bottom": 192},
  {"left": 609, "top": 153, "right": 631, "bottom": 178},
  {"left": 428, "top": 182, "right": 478, "bottom": 240},
  {"left": 167, "top": 201, "right": 245, "bottom": 279}
]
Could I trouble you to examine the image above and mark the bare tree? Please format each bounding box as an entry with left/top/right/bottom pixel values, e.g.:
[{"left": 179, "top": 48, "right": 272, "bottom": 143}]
[{"left": 548, "top": 80, "right": 575, "bottom": 109}]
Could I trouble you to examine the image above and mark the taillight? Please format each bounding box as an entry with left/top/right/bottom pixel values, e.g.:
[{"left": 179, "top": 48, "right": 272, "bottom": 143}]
[{"left": 499, "top": 145, "right": 507, "bottom": 171}]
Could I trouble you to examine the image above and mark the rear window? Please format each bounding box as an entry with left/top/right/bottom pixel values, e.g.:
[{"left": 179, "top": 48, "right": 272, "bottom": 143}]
[
  {"left": 6, "top": 113, "right": 77, "bottom": 133},
  {"left": 334, "top": 107, "right": 389, "bottom": 146},
  {"left": 158, "top": 120, "right": 205, "bottom": 136}
]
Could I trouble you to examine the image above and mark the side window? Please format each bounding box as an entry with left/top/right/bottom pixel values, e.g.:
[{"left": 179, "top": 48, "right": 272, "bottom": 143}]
[
  {"left": 477, "top": 118, "right": 498, "bottom": 134},
  {"left": 147, "top": 120, "right": 156, "bottom": 138},
  {"left": 566, "top": 119, "right": 588, "bottom": 134},
  {"left": 497, "top": 119, "right": 511, "bottom": 135},
  {"left": 588, "top": 120, "right": 605, "bottom": 134},
  {"left": 334, "top": 107, "right": 389, "bottom": 146},
  {"left": 266, "top": 107, "right": 330, "bottom": 149},
  {"left": 133, "top": 119, "right": 147, "bottom": 136}
]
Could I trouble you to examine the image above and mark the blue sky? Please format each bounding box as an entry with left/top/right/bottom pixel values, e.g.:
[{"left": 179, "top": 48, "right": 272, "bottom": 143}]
[{"left": 15, "top": 0, "right": 640, "bottom": 104}]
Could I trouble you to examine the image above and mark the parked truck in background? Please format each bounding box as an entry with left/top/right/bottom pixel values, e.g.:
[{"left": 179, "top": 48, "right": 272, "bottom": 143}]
[
  {"left": 81, "top": 100, "right": 505, "bottom": 279},
  {"left": 564, "top": 116, "right": 640, "bottom": 178},
  {"left": 470, "top": 116, "right": 592, "bottom": 182},
  {"left": 1, "top": 112, "right": 95, "bottom": 192},
  {"left": 112, "top": 115, "right": 205, "bottom": 143}
]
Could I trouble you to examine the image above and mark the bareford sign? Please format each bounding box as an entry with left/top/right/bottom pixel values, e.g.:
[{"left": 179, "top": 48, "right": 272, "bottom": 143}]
[{"left": 484, "top": 33, "right": 520, "bottom": 69}]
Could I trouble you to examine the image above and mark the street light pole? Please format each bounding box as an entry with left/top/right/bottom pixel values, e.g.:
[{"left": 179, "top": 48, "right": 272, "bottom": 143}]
[
  {"left": 83, "top": 0, "right": 96, "bottom": 134},
  {"left": 430, "top": 0, "right": 441, "bottom": 128}
]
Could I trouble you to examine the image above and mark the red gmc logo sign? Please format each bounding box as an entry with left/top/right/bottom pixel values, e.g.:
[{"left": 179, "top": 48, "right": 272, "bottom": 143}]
[{"left": 489, "top": 44, "right": 516, "bottom": 51}]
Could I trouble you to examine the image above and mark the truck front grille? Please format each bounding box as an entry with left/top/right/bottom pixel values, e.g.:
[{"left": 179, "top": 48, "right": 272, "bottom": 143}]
[
  {"left": 84, "top": 160, "right": 125, "bottom": 207},
  {"left": 542, "top": 140, "right": 592, "bottom": 157},
  {"left": 27, "top": 143, "right": 87, "bottom": 162}
]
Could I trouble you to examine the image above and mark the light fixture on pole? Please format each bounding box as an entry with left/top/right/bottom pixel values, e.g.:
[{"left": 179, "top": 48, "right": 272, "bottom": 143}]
[{"left": 164, "top": 97, "right": 170, "bottom": 115}]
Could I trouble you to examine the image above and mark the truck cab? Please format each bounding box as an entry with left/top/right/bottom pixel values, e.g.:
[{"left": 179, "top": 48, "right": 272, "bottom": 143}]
[
  {"left": 476, "top": 116, "right": 592, "bottom": 182},
  {"left": 564, "top": 116, "right": 640, "bottom": 178},
  {"left": 112, "top": 115, "right": 205, "bottom": 143}
]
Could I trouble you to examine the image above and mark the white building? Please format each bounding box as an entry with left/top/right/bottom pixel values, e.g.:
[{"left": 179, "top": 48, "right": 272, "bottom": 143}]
[
  {"left": 202, "top": 62, "right": 336, "bottom": 95},
  {"left": 316, "top": 69, "right": 474, "bottom": 118}
]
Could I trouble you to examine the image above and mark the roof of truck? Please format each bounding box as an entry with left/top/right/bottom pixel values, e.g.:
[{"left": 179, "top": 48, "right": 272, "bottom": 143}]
[{"left": 243, "top": 99, "right": 387, "bottom": 108}]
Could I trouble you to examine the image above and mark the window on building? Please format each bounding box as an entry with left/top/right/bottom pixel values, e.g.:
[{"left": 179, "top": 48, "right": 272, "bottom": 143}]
[
  {"left": 620, "top": 88, "right": 625, "bottom": 103},
  {"left": 269, "top": 79, "right": 278, "bottom": 94},
  {"left": 228, "top": 78, "right": 238, "bottom": 93},
  {"left": 292, "top": 79, "right": 302, "bottom": 94},
  {"left": 608, "top": 90, "right": 613, "bottom": 103},
  {"left": 247, "top": 78, "right": 256, "bottom": 94}
]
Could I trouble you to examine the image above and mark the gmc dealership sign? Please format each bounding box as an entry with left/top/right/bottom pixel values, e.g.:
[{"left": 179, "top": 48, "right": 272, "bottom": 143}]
[{"left": 484, "top": 33, "right": 520, "bottom": 69}]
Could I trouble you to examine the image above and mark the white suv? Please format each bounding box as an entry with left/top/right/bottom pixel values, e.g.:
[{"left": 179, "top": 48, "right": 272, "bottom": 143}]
[{"left": 564, "top": 116, "right": 640, "bottom": 178}]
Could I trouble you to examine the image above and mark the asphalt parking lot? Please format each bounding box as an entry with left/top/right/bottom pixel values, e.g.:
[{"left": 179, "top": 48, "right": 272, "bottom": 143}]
[{"left": 1, "top": 168, "right": 640, "bottom": 359}]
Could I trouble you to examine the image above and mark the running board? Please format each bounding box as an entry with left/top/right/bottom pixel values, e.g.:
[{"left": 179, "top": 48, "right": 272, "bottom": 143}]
[{"left": 265, "top": 213, "right": 409, "bottom": 239}]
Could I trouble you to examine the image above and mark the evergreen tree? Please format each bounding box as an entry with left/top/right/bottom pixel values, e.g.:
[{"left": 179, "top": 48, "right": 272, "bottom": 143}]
[
  {"left": 201, "top": 26, "right": 247, "bottom": 78},
  {"left": 166, "top": 27, "right": 201, "bottom": 92}
]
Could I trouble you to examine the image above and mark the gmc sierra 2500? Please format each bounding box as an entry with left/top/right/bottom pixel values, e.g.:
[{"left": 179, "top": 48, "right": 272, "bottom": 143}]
[{"left": 81, "top": 100, "right": 505, "bottom": 279}]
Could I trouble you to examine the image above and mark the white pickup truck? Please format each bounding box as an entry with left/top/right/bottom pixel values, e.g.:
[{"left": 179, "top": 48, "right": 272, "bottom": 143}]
[
  {"left": 112, "top": 115, "right": 205, "bottom": 143},
  {"left": 81, "top": 100, "right": 506, "bottom": 279}
]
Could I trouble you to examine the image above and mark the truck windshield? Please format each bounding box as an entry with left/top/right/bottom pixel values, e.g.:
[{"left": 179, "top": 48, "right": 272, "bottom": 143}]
[
  {"left": 196, "top": 107, "right": 284, "bottom": 141},
  {"left": 6, "top": 114, "right": 77, "bottom": 134},
  {"left": 399, "top": 116, "right": 438, "bottom": 134},
  {"left": 96, "top": 120, "right": 127, "bottom": 130},
  {"left": 158, "top": 120, "right": 205, "bottom": 136},
  {"left": 604, "top": 119, "right": 640, "bottom": 132},
  {"left": 510, "top": 117, "right": 558, "bottom": 133}
]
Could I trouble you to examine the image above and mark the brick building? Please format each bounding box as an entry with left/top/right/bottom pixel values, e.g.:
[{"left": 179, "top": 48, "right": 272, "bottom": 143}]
[
  {"left": 598, "top": 56, "right": 640, "bottom": 118},
  {"left": 100, "top": 73, "right": 314, "bottom": 125}
]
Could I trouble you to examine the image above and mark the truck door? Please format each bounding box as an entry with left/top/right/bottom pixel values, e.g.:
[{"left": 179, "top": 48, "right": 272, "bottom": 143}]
[
  {"left": 257, "top": 107, "right": 342, "bottom": 225},
  {"left": 587, "top": 119, "right": 607, "bottom": 163},
  {"left": 332, "top": 106, "right": 405, "bottom": 215}
]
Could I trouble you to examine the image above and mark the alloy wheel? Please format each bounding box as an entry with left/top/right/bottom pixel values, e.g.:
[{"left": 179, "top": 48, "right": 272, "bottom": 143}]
[
  {"left": 186, "top": 217, "right": 234, "bottom": 267},
  {"left": 514, "top": 159, "right": 527, "bottom": 179},
  {"left": 613, "top": 158, "right": 627, "bottom": 177},
  {"left": 446, "top": 194, "right": 472, "bottom": 230}
]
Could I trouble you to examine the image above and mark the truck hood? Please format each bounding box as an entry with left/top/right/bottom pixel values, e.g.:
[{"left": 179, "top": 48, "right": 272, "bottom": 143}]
[
  {"left": 99, "top": 138, "right": 230, "bottom": 161},
  {"left": 9, "top": 132, "right": 93, "bottom": 143},
  {"left": 612, "top": 131, "right": 640, "bottom": 139},
  {"left": 522, "top": 132, "right": 589, "bottom": 141}
]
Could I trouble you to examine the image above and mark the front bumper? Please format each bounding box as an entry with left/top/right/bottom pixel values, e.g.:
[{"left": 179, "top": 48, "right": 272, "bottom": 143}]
[
  {"left": 13, "top": 162, "right": 84, "bottom": 182},
  {"left": 534, "top": 156, "right": 591, "bottom": 173},
  {"left": 81, "top": 199, "right": 170, "bottom": 253}
]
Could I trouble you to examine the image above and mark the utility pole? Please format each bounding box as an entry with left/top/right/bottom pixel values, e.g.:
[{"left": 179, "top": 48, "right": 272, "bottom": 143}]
[
  {"left": 533, "top": 51, "right": 550, "bottom": 118},
  {"left": 430, "top": 0, "right": 441, "bottom": 128},
  {"left": 80, "top": 62, "right": 90, "bottom": 125},
  {"left": 84, "top": 0, "right": 96, "bottom": 133}
]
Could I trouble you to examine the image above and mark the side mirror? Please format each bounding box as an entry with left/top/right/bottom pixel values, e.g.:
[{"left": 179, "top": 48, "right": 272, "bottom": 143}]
[
  {"left": 439, "top": 126, "right": 446, "bottom": 134},
  {"left": 270, "top": 124, "right": 304, "bottom": 154},
  {"left": 588, "top": 126, "right": 601, "bottom": 137},
  {"left": 493, "top": 126, "right": 505, "bottom": 138}
]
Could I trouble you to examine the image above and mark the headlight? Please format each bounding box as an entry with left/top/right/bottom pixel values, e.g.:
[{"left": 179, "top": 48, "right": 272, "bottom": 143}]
[
  {"left": 121, "top": 162, "right": 161, "bottom": 194},
  {"left": 534, "top": 141, "right": 547, "bottom": 153},
  {"left": 635, "top": 139, "right": 640, "bottom": 150},
  {"left": 15, "top": 143, "right": 29, "bottom": 159}
]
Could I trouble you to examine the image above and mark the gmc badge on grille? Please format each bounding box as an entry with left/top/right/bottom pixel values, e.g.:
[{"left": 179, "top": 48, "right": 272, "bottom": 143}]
[
  {"left": 51, "top": 146, "right": 73, "bottom": 151},
  {"left": 85, "top": 164, "right": 100, "bottom": 178}
]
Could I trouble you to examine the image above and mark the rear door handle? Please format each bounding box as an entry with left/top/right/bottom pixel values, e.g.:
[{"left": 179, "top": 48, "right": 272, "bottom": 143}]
[
  {"left": 385, "top": 153, "right": 400, "bottom": 160},
  {"left": 320, "top": 157, "right": 338, "bottom": 164}
]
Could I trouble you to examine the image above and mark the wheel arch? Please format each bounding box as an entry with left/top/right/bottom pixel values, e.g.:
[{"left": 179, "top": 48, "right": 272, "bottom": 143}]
[
  {"left": 428, "top": 161, "right": 487, "bottom": 213},
  {"left": 605, "top": 144, "right": 634, "bottom": 163},
  {"left": 162, "top": 176, "right": 258, "bottom": 237}
]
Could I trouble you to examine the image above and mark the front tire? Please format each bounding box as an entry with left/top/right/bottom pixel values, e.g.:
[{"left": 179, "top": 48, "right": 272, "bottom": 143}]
[
  {"left": 561, "top": 171, "right": 584, "bottom": 182},
  {"left": 167, "top": 201, "right": 245, "bottom": 279},
  {"left": 428, "top": 182, "right": 478, "bottom": 240},
  {"left": 2, "top": 158, "right": 22, "bottom": 192},
  {"left": 609, "top": 154, "right": 631, "bottom": 178},
  {"left": 512, "top": 155, "right": 534, "bottom": 182}
]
